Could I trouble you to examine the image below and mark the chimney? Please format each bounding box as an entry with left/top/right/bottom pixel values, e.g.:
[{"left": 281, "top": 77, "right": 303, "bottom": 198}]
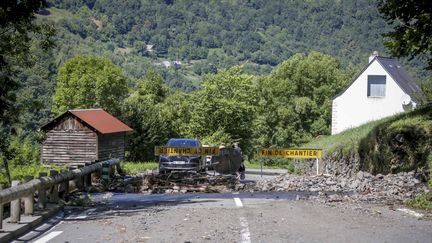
[{"left": 369, "top": 51, "right": 379, "bottom": 63}]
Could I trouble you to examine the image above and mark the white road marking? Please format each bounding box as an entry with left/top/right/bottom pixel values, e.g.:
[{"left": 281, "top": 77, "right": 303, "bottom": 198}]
[
  {"left": 69, "top": 208, "right": 97, "bottom": 219},
  {"left": 239, "top": 217, "right": 251, "bottom": 243},
  {"left": 33, "top": 231, "right": 62, "bottom": 243},
  {"left": 397, "top": 208, "right": 424, "bottom": 218},
  {"left": 234, "top": 197, "right": 243, "bottom": 208}
]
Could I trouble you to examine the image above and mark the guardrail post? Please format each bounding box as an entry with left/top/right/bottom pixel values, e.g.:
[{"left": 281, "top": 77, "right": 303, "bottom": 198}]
[
  {"left": 68, "top": 167, "right": 77, "bottom": 191},
  {"left": 38, "top": 172, "right": 47, "bottom": 209},
  {"left": 0, "top": 185, "right": 3, "bottom": 232},
  {"left": 102, "top": 162, "right": 110, "bottom": 182},
  {"left": 84, "top": 173, "right": 91, "bottom": 191},
  {"left": 49, "top": 170, "right": 59, "bottom": 203},
  {"left": 23, "top": 176, "right": 34, "bottom": 215},
  {"left": 10, "top": 180, "right": 21, "bottom": 223},
  {"left": 84, "top": 163, "right": 92, "bottom": 191},
  {"left": 77, "top": 165, "right": 84, "bottom": 190},
  {"left": 60, "top": 169, "right": 69, "bottom": 201}
]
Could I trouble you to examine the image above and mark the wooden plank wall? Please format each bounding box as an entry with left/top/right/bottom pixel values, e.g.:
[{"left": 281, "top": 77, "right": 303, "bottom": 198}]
[
  {"left": 98, "top": 132, "right": 125, "bottom": 161},
  {"left": 42, "top": 115, "right": 97, "bottom": 164}
]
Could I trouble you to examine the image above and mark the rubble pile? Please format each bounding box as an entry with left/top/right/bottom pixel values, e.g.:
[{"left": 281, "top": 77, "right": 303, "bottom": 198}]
[
  {"left": 248, "top": 171, "right": 429, "bottom": 203},
  {"left": 139, "top": 173, "right": 239, "bottom": 194}
]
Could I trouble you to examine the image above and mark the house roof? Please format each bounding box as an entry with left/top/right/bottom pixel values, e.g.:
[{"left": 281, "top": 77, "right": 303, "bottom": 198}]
[
  {"left": 333, "top": 56, "right": 421, "bottom": 102},
  {"left": 42, "top": 108, "right": 133, "bottom": 134}
]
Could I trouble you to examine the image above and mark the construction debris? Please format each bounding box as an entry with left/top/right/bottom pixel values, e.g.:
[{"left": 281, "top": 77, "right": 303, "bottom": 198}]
[
  {"left": 92, "top": 167, "right": 428, "bottom": 206},
  {"left": 98, "top": 171, "right": 242, "bottom": 194},
  {"left": 246, "top": 170, "right": 429, "bottom": 203},
  {"left": 139, "top": 172, "right": 239, "bottom": 194}
]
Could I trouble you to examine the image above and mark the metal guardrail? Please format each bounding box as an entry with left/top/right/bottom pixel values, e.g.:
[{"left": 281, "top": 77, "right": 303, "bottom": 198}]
[{"left": 0, "top": 158, "right": 120, "bottom": 230}]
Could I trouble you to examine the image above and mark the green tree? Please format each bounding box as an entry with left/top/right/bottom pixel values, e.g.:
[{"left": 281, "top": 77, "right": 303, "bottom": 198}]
[
  {"left": 1, "top": 0, "right": 54, "bottom": 183},
  {"left": 186, "top": 66, "right": 257, "bottom": 154},
  {"left": 378, "top": 0, "right": 432, "bottom": 69},
  {"left": 52, "top": 55, "right": 128, "bottom": 116},
  {"left": 253, "top": 52, "right": 353, "bottom": 150},
  {"left": 160, "top": 90, "right": 191, "bottom": 138},
  {"left": 123, "top": 70, "right": 171, "bottom": 161}
]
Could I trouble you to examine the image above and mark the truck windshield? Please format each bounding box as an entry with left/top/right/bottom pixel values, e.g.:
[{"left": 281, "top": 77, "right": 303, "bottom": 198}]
[{"left": 167, "top": 139, "right": 199, "bottom": 147}]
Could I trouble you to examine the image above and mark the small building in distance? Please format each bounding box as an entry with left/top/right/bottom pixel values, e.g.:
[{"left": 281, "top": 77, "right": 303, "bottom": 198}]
[
  {"left": 331, "top": 52, "right": 421, "bottom": 135},
  {"left": 41, "top": 109, "right": 133, "bottom": 165}
]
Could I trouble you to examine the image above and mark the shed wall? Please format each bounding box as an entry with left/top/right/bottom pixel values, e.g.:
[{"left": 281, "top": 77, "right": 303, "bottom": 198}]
[
  {"left": 97, "top": 132, "right": 125, "bottom": 161},
  {"left": 42, "top": 116, "right": 97, "bottom": 164}
]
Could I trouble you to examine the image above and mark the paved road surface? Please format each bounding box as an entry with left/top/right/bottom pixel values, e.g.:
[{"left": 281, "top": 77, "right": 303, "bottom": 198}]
[{"left": 15, "top": 191, "right": 432, "bottom": 243}]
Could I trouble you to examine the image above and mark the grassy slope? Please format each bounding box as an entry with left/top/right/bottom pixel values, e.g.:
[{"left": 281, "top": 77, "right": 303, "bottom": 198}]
[
  {"left": 304, "top": 105, "right": 432, "bottom": 209},
  {"left": 303, "top": 105, "right": 431, "bottom": 175}
]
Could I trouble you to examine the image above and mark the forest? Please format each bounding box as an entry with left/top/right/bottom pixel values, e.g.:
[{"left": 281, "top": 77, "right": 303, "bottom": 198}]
[{"left": 1, "top": 0, "right": 431, "bottom": 179}]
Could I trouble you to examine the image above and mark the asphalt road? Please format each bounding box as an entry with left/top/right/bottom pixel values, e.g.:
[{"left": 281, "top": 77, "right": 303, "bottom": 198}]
[{"left": 14, "top": 190, "right": 432, "bottom": 243}]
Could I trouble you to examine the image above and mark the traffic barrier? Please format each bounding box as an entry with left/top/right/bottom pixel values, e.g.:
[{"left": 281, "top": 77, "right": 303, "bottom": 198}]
[{"left": 0, "top": 158, "right": 120, "bottom": 231}]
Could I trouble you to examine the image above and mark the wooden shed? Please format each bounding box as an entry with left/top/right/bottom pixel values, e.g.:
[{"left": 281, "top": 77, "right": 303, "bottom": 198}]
[{"left": 41, "top": 109, "right": 133, "bottom": 165}]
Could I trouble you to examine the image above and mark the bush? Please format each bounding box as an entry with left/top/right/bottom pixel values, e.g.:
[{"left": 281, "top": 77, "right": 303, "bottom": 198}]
[{"left": 406, "top": 192, "right": 432, "bottom": 210}]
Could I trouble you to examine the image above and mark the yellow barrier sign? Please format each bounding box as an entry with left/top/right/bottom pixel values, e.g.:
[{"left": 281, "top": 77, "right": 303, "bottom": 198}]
[
  {"left": 155, "top": 146, "right": 220, "bottom": 156},
  {"left": 258, "top": 148, "right": 322, "bottom": 158}
]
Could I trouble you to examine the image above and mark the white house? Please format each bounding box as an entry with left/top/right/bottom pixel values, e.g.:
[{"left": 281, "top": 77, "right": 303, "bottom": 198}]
[{"left": 331, "top": 52, "right": 421, "bottom": 135}]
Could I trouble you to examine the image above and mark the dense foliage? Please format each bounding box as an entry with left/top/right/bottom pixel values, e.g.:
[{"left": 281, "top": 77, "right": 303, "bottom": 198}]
[
  {"left": 253, "top": 52, "right": 355, "bottom": 150},
  {"left": 0, "top": 0, "right": 54, "bottom": 183},
  {"left": 378, "top": 0, "right": 432, "bottom": 69},
  {"left": 122, "top": 52, "right": 353, "bottom": 160},
  {"left": 52, "top": 55, "right": 128, "bottom": 116}
]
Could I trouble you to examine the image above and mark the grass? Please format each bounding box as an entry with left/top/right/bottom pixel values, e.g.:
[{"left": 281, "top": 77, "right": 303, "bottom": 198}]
[
  {"left": 245, "top": 160, "right": 296, "bottom": 173},
  {"left": 121, "top": 161, "right": 158, "bottom": 175},
  {"left": 410, "top": 154, "right": 432, "bottom": 210},
  {"left": 301, "top": 118, "right": 386, "bottom": 158},
  {"left": 406, "top": 192, "right": 432, "bottom": 210},
  {"left": 303, "top": 105, "right": 432, "bottom": 160}
]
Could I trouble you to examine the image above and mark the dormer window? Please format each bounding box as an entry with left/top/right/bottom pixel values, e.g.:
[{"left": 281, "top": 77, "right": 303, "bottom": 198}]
[{"left": 367, "top": 75, "right": 386, "bottom": 97}]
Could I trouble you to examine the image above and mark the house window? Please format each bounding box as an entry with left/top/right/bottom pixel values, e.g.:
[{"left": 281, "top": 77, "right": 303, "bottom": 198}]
[{"left": 367, "top": 75, "right": 386, "bottom": 97}]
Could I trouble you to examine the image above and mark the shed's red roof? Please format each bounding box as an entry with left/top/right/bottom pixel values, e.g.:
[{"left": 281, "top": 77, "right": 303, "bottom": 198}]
[{"left": 69, "top": 109, "right": 133, "bottom": 134}]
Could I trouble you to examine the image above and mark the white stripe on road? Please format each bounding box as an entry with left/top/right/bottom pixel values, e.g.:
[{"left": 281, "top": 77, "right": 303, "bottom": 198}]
[
  {"left": 33, "top": 231, "right": 63, "bottom": 243},
  {"left": 69, "top": 208, "right": 97, "bottom": 219},
  {"left": 234, "top": 197, "right": 243, "bottom": 207},
  {"left": 239, "top": 217, "right": 251, "bottom": 243},
  {"left": 397, "top": 208, "right": 424, "bottom": 218}
]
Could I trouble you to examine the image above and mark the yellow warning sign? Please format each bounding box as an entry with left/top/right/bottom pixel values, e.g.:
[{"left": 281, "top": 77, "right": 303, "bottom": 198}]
[
  {"left": 155, "top": 146, "right": 220, "bottom": 156},
  {"left": 258, "top": 148, "right": 322, "bottom": 158}
]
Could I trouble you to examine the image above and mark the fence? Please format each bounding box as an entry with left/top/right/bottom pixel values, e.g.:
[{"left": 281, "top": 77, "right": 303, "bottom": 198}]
[{"left": 0, "top": 159, "right": 120, "bottom": 231}]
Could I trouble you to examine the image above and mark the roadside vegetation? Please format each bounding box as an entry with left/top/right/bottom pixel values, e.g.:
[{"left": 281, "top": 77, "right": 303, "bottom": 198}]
[
  {"left": 244, "top": 160, "right": 296, "bottom": 173},
  {"left": 407, "top": 192, "right": 432, "bottom": 210},
  {"left": 121, "top": 161, "right": 159, "bottom": 175}
]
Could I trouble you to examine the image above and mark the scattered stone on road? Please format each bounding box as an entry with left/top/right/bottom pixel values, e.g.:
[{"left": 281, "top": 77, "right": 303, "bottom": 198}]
[
  {"left": 247, "top": 170, "right": 429, "bottom": 203},
  {"left": 96, "top": 169, "right": 429, "bottom": 205}
]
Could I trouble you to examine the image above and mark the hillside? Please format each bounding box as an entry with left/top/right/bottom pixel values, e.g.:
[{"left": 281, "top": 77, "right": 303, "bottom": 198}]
[{"left": 37, "top": 0, "right": 428, "bottom": 90}]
